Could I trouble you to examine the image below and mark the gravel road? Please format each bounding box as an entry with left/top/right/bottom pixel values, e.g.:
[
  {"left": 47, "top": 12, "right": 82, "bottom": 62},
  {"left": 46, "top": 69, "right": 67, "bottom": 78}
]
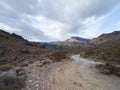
[
  {"left": 23, "top": 55, "right": 120, "bottom": 90},
  {"left": 49, "top": 55, "right": 120, "bottom": 90}
]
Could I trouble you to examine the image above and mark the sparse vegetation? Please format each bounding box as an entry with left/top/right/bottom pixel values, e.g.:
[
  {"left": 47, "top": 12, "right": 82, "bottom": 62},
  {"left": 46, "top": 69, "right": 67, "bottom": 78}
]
[
  {"left": 0, "top": 67, "right": 26, "bottom": 90},
  {"left": 0, "top": 64, "right": 13, "bottom": 71},
  {"left": 50, "top": 50, "right": 69, "bottom": 62},
  {"left": 0, "top": 28, "right": 120, "bottom": 90},
  {"left": 11, "top": 33, "right": 24, "bottom": 40},
  {"left": 0, "top": 75, "right": 26, "bottom": 90},
  {"left": 0, "top": 29, "right": 51, "bottom": 90},
  {"left": 95, "top": 63, "right": 120, "bottom": 76},
  {"left": 36, "top": 60, "right": 53, "bottom": 67},
  {"left": 82, "top": 37, "right": 120, "bottom": 64},
  {"left": 15, "top": 67, "right": 26, "bottom": 76}
]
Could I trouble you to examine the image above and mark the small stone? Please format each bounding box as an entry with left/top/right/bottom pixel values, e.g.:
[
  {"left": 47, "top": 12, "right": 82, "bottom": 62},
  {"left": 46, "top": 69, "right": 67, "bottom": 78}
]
[
  {"left": 74, "top": 82, "right": 82, "bottom": 87},
  {"left": 116, "top": 71, "right": 120, "bottom": 77},
  {"left": 35, "top": 84, "right": 39, "bottom": 87},
  {"left": 101, "top": 69, "right": 112, "bottom": 75},
  {"left": 17, "top": 70, "right": 25, "bottom": 76},
  {"left": 29, "top": 80, "right": 32, "bottom": 82}
]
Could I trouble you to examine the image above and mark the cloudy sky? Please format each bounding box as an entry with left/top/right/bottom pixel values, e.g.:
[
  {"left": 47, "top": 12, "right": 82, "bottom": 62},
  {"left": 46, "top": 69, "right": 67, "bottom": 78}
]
[{"left": 0, "top": 0, "right": 120, "bottom": 42}]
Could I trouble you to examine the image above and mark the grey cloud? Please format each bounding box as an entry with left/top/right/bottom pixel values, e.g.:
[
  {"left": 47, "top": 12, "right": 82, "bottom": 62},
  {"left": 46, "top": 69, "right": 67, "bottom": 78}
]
[
  {"left": 38, "top": 0, "right": 120, "bottom": 35},
  {"left": 0, "top": 0, "right": 39, "bottom": 15},
  {"left": 39, "top": 0, "right": 120, "bottom": 22},
  {"left": 0, "top": 13, "right": 49, "bottom": 41},
  {"left": 0, "top": 0, "right": 120, "bottom": 41},
  {"left": 0, "top": 0, "right": 50, "bottom": 41}
]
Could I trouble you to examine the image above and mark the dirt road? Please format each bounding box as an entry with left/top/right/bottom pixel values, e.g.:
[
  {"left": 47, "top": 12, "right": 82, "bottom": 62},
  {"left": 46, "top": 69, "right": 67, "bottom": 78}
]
[
  {"left": 49, "top": 55, "right": 120, "bottom": 90},
  {"left": 23, "top": 55, "right": 120, "bottom": 90}
]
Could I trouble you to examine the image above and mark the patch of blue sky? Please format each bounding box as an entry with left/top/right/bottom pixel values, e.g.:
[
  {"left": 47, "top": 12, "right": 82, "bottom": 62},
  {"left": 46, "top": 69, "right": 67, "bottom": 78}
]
[{"left": 100, "top": 5, "right": 120, "bottom": 31}]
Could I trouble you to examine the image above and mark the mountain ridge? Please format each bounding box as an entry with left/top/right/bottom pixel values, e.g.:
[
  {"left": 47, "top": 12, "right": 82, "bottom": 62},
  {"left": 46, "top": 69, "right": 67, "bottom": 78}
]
[
  {"left": 65, "top": 36, "right": 90, "bottom": 43},
  {"left": 98, "top": 31, "right": 120, "bottom": 39},
  {"left": 90, "top": 30, "right": 120, "bottom": 44}
]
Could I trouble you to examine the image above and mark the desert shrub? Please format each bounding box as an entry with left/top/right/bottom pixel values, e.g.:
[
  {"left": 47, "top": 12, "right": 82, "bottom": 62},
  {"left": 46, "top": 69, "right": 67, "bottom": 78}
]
[
  {"left": 20, "top": 62, "right": 29, "bottom": 67},
  {"left": 0, "top": 46, "right": 6, "bottom": 57},
  {"left": 15, "top": 67, "right": 26, "bottom": 76},
  {"left": 95, "top": 63, "right": 120, "bottom": 76},
  {"left": 0, "top": 76, "right": 25, "bottom": 90},
  {"left": 36, "top": 60, "right": 52, "bottom": 67},
  {"left": 24, "top": 42, "right": 37, "bottom": 47},
  {"left": 0, "top": 65, "right": 13, "bottom": 71},
  {"left": 50, "top": 50, "right": 68, "bottom": 62},
  {"left": 0, "top": 67, "right": 26, "bottom": 90},
  {"left": 83, "top": 39, "right": 120, "bottom": 64},
  {"left": 100, "top": 63, "right": 115, "bottom": 71},
  {"left": 42, "top": 60, "right": 52, "bottom": 65},
  {"left": 11, "top": 33, "right": 24, "bottom": 40},
  {"left": 36, "top": 63, "right": 43, "bottom": 67},
  {"left": 20, "top": 49, "right": 30, "bottom": 54},
  {"left": 0, "top": 33, "right": 9, "bottom": 39}
]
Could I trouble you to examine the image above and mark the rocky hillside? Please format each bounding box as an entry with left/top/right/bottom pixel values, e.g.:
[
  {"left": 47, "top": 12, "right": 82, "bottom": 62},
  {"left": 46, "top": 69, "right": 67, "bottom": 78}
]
[
  {"left": 66, "top": 36, "right": 90, "bottom": 43},
  {"left": 90, "top": 31, "right": 120, "bottom": 44},
  {"left": 0, "top": 29, "right": 120, "bottom": 90},
  {"left": 0, "top": 29, "right": 50, "bottom": 90},
  {"left": 0, "top": 29, "right": 50, "bottom": 68},
  {"left": 0, "top": 29, "right": 64, "bottom": 56},
  {"left": 82, "top": 31, "right": 120, "bottom": 64},
  {"left": 0, "top": 29, "right": 71, "bottom": 90},
  {"left": 98, "top": 31, "right": 120, "bottom": 39}
]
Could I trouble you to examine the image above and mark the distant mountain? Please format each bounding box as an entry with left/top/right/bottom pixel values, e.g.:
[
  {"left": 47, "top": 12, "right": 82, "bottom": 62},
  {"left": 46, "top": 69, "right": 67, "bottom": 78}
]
[
  {"left": 40, "top": 42, "right": 55, "bottom": 45},
  {"left": 52, "top": 36, "right": 90, "bottom": 48},
  {"left": 39, "top": 41, "right": 67, "bottom": 50},
  {"left": 66, "top": 36, "right": 90, "bottom": 42}
]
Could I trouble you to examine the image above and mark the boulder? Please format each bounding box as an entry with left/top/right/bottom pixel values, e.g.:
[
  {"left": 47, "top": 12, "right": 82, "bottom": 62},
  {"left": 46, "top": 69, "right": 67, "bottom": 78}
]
[
  {"left": 116, "top": 71, "right": 120, "bottom": 77},
  {"left": 101, "top": 69, "right": 112, "bottom": 75}
]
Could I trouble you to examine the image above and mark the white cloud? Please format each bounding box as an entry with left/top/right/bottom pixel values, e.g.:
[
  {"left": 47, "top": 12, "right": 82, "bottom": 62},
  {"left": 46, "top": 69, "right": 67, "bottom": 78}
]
[
  {"left": 39, "top": 0, "right": 119, "bottom": 22},
  {"left": 0, "top": 0, "right": 120, "bottom": 41},
  {"left": 0, "top": 23, "right": 20, "bottom": 33},
  {"left": 32, "top": 15, "right": 70, "bottom": 41}
]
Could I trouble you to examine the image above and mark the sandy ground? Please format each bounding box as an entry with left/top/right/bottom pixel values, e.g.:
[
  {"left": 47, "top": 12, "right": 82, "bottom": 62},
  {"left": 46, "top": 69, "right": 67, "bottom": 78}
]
[{"left": 23, "top": 55, "right": 120, "bottom": 90}]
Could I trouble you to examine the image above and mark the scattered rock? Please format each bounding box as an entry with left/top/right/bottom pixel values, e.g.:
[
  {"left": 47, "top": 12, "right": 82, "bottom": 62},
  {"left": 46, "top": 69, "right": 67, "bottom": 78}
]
[
  {"left": 95, "top": 64, "right": 103, "bottom": 68},
  {"left": 116, "top": 71, "right": 120, "bottom": 77},
  {"left": 0, "top": 70, "right": 16, "bottom": 81},
  {"left": 20, "top": 49, "right": 30, "bottom": 54},
  {"left": 17, "top": 70, "right": 26, "bottom": 76},
  {"left": 15, "top": 67, "right": 26, "bottom": 76},
  {"left": 101, "top": 69, "right": 112, "bottom": 75},
  {"left": 33, "top": 69, "right": 35, "bottom": 72},
  {"left": 0, "top": 65, "right": 13, "bottom": 71},
  {"left": 0, "top": 69, "right": 26, "bottom": 90},
  {"left": 20, "top": 62, "right": 29, "bottom": 67},
  {"left": 29, "top": 80, "right": 32, "bottom": 83},
  {"left": 36, "top": 63, "right": 43, "bottom": 67},
  {"left": 74, "top": 82, "right": 82, "bottom": 87}
]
